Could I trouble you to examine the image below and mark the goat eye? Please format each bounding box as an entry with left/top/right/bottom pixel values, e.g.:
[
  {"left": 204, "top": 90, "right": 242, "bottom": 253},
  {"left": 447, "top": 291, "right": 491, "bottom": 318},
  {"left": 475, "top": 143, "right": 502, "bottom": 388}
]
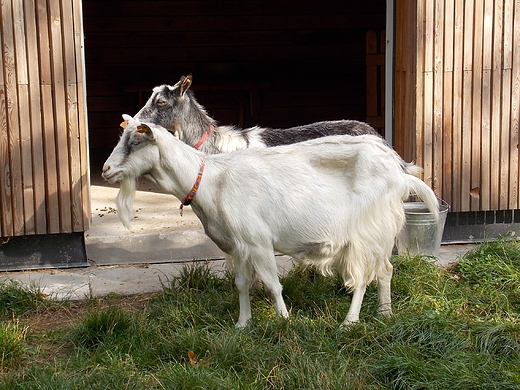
[{"left": 156, "top": 98, "right": 168, "bottom": 107}]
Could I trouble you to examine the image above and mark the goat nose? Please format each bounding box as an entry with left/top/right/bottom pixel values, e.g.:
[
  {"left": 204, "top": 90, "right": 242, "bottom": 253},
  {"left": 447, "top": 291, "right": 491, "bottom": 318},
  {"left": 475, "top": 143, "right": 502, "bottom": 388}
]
[{"left": 102, "top": 165, "right": 110, "bottom": 173}]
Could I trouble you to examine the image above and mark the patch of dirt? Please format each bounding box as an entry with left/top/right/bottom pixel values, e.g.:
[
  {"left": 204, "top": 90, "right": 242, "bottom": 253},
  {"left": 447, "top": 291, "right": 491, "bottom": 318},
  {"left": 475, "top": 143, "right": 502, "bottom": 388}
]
[
  {"left": 0, "top": 293, "right": 161, "bottom": 368},
  {"left": 22, "top": 293, "right": 156, "bottom": 333}
]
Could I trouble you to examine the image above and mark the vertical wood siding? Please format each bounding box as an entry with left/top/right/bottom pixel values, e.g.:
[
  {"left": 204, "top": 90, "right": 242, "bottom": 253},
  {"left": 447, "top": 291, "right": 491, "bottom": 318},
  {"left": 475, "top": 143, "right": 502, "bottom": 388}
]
[
  {"left": 0, "top": 0, "right": 90, "bottom": 237},
  {"left": 395, "top": 0, "right": 520, "bottom": 213}
]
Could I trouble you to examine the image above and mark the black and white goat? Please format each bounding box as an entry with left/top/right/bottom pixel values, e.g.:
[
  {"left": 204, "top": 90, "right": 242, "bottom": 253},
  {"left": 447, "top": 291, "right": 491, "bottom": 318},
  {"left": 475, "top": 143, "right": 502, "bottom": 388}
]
[
  {"left": 132, "top": 75, "right": 381, "bottom": 154},
  {"left": 102, "top": 118, "right": 439, "bottom": 328}
]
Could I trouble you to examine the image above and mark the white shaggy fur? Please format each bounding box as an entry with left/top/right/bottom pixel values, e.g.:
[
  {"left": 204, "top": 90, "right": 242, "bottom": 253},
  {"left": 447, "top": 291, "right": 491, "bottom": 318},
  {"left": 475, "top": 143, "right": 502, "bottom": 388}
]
[{"left": 102, "top": 118, "right": 439, "bottom": 328}]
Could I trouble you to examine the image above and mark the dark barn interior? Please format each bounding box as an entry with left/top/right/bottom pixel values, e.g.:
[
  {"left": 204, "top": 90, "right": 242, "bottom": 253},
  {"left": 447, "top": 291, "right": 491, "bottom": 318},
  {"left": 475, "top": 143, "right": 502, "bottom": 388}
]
[{"left": 82, "top": 0, "right": 386, "bottom": 170}]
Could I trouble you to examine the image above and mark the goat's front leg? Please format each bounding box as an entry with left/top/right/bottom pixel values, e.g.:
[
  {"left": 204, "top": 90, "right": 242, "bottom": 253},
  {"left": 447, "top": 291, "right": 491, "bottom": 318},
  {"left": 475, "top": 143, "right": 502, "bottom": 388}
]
[
  {"left": 341, "top": 283, "right": 367, "bottom": 327},
  {"left": 253, "top": 252, "right": 289, "bottom": 320},
  {"left": 234, "top": 271, "right": 253, "bottom": 328}
]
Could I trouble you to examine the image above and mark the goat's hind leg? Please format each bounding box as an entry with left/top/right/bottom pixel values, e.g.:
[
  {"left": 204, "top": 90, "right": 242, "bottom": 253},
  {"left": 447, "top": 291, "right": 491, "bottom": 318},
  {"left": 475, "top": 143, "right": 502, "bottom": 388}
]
[
  {"left": 340, "top": 257, "right": 393, "bottom": 328},
  {"left": 376, "top": 257, "right": 393, "bottom": 319}
]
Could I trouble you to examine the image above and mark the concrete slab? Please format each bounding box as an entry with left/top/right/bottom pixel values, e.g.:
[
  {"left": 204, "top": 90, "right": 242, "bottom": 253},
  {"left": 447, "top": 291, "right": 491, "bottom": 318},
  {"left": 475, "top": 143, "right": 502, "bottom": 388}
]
[
  {"left": 436, "top": 244, "right": 473, "bottom": 268},
  {"left": 86, "top": 184, "right": 225, "bottom": 266},
  {"left": 0, "top": 256, "right": 295, "bottom": 300}
]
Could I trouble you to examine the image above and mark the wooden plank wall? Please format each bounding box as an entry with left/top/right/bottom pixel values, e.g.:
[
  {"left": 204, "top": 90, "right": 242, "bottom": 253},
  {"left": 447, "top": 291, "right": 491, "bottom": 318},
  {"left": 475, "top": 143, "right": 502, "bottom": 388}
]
[
  {"left": 0, "top": 0, "right": 90, "bottom": 237},
  {"left": 394, "top": 0, "right": 417, "bottom": 164},
  {"left": 82, "top": 0, "right": 386, "bottom": 156},
  {"left": 395, "top": 0, "right": 520, "bottom": 213}
]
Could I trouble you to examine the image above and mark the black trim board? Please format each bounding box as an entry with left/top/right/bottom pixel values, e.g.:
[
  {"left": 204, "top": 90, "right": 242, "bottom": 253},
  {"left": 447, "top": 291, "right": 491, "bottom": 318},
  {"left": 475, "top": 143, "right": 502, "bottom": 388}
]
[{"left": 0, "top": 233, "right": 88, "bottom": 271}]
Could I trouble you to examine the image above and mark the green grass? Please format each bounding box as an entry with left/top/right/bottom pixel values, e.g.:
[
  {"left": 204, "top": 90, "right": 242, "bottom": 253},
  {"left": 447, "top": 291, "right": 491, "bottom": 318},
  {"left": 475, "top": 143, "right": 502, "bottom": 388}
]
[
  {"left": 0, "top": 280, "right": 49, "bottom": 316},
  {"left": 0, "top": 322, "right": 27, "bottom": 371},
  {"left": 0, "top": 238, "right": 519, "bottom": 389}
]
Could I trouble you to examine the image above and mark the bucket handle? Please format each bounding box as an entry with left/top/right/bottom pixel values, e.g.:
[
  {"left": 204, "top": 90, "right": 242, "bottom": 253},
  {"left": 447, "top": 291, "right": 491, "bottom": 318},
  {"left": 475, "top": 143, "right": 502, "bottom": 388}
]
[{"left": 437, "top": 198, "right": 451, "bottom": 212}]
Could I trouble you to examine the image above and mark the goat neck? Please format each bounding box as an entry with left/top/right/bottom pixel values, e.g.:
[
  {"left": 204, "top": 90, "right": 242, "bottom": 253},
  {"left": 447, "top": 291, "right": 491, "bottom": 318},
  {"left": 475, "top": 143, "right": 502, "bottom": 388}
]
[
  {"left": 148, "top": 129, "right": 208, "bottom": 203},
  {"left": 175, "top": 101, "right": 217, "bottom": 151}
]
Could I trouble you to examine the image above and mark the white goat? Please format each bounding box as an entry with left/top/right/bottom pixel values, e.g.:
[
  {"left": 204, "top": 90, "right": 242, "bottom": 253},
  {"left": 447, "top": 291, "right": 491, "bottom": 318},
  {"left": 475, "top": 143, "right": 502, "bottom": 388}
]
[{"left": 102, "top": 118, "right": 439, "bottom": 328}]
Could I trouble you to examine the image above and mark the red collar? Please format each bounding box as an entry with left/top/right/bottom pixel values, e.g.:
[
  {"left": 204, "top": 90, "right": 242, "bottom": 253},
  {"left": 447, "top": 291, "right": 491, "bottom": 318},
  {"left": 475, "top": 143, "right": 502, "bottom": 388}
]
[
  {"left": 179, "top": 157, "right": 206, "bottom": 215},
  {"left": 193, "top": 125, "right": 215, "bottom": 150}
]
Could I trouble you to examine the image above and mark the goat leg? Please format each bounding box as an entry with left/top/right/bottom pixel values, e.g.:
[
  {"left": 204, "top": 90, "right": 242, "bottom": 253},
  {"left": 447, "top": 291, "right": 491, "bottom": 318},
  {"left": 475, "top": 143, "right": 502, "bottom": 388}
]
[
  {"left": 252, "top": 252, "right": 289, "bottom": 320},
  {"left": 234, "top": 271, "right": 253, "bottom": 328},
  {"left": 376, "top": 258, "right": 393, "bottom": 319},
  {"left": 341, "top": 284, "right": 367, "bottom": 327}
]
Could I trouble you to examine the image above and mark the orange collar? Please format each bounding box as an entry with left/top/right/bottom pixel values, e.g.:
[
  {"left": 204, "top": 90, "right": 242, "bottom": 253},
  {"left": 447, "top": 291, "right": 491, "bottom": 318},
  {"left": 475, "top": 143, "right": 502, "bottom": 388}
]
[
  {"left": 193, "top": 125, "right": 215, "bottom": 150},
  {"left": 179, "top": 157, "right": 206, "bottom": 215}
]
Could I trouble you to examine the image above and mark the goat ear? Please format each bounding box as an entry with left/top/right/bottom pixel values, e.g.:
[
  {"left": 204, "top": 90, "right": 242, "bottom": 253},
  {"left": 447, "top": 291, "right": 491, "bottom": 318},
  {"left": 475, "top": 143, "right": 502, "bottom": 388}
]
[
  {"left": 179, "top": 74, "right": 192, "bottom": 96},
  {"left": 137, "top": 123, "right": 152, "bottom": 134},
  {"left": 120, "top": 114, "right": 133, "bottom": 129}
]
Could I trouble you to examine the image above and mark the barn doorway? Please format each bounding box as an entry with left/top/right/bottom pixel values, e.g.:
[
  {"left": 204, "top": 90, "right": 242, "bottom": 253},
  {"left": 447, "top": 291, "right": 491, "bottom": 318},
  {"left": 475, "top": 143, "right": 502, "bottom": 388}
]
[
  {"left": 82, "top": 0, "right": 387, "bottom": 174},
  {"left": 82, "top": 0, "right": 388, "bottom": 265}
]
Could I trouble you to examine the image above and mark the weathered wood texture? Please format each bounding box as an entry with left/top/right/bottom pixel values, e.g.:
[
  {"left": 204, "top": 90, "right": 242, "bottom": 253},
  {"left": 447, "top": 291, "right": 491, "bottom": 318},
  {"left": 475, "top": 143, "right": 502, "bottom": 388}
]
[
  {"left": 82, "top": 0, "right": 386, "bottom": 152},
  {"left": 0, "top": 0, "right": 90, "bottom": 237},
  {"left": 395, "top": 0, "right": 520, "bottom": 213}
]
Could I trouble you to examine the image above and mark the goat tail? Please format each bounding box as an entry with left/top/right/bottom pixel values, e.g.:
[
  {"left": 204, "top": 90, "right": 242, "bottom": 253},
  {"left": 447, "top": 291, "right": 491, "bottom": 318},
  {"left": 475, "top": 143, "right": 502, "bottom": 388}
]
[
  {"left": 406, "top": 174, "right": 440, "bottom": 223},
  {"left": 403, "top": 162, "right": 422, "bottom": 178},
  {"left": 115, "top": 178, "right": 137, "bottom": 230}
]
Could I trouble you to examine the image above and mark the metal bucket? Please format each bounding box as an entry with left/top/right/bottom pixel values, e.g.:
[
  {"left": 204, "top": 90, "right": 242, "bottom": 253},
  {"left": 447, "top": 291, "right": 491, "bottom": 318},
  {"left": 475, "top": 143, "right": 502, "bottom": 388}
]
[{"left": 397, "top": 200, "right": 450, "bottom": 258}]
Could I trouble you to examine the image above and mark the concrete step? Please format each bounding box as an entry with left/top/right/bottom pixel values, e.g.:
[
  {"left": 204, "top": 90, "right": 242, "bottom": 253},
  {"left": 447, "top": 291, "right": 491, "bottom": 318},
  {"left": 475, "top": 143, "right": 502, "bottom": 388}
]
[{"left": 86, "top": 185, "right": 225, "bottom": 266}]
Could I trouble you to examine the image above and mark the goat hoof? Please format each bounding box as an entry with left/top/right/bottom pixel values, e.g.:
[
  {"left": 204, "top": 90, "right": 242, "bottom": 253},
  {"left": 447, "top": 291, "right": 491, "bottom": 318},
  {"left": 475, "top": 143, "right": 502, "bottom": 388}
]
[
  {"left": 376, "top": 308, "right": 393, "bottom": 319},
  {"left": 235, "top": 320, "right": 251, "bottom": 329},
  {"left": 338, "top": 319, "right": 359, "bottom": 331}
]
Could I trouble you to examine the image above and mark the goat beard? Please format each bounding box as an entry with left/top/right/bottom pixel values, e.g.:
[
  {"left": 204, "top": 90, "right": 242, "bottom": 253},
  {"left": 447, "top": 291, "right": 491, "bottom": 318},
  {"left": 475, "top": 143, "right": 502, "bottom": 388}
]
[{"left": 115, "top": 178, "right": 136, "bottom": 230}]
